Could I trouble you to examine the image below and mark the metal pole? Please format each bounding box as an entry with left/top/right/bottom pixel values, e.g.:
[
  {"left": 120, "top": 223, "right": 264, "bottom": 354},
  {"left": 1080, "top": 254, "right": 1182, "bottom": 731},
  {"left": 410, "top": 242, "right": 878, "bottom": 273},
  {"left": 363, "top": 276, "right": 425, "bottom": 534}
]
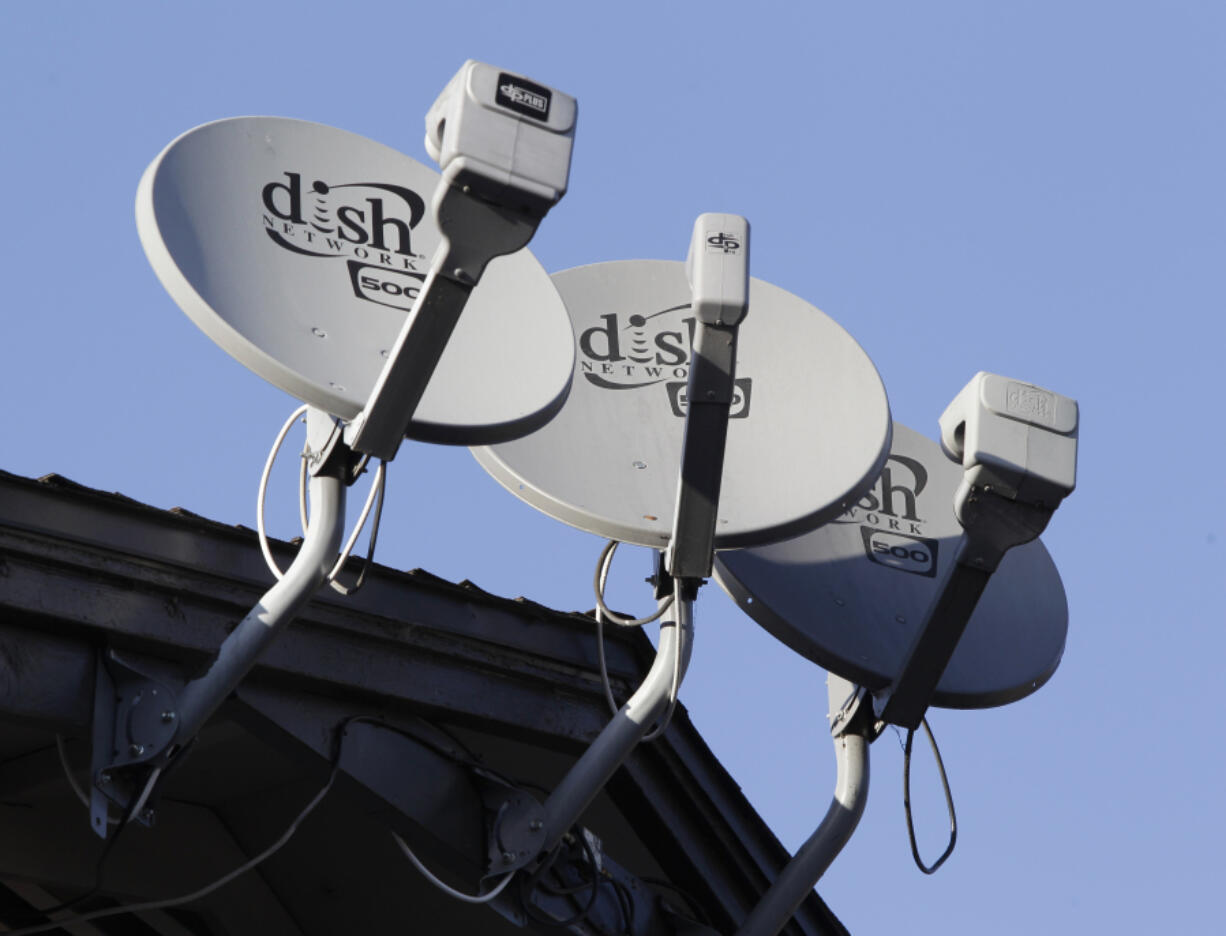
[
  {"left": 735, "top": 678, "right": 872, "bottom": 936},
  {"left": 540, "top": 592, "right": 693, "bottom": 852},
  {"left": 173, "top": 471, "right": 346, "bottom": 746}
]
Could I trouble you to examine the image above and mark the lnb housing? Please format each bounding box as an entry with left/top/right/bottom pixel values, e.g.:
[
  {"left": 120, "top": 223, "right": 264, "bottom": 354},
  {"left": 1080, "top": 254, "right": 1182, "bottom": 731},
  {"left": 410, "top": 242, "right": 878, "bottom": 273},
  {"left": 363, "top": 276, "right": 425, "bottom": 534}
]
[{"left": 425, "top": 60, "right": 576, "bottom": 219}]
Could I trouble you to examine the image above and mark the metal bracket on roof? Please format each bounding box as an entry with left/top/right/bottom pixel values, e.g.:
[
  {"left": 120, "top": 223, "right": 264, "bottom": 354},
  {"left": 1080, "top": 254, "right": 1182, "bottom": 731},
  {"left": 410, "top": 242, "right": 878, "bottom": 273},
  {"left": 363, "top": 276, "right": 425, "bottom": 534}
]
[
  {"left": 486, "top": 785, "right": 547, "bottom": 874},
  {"left": 89, "top": 650, "right": 181, "bottom": 837}
]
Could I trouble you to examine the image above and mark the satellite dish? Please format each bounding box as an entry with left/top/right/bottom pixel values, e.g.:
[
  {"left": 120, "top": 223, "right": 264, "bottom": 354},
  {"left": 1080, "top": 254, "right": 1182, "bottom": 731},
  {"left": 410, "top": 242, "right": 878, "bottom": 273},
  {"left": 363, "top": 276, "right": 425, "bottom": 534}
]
[
  {"left": 135, "top": 116, "right": 574, "bottom": 445},
  {"left": 472, "top": 260, "right": 892, "bottom": 548},
  {"left": 714, "top": 421, "right": 1068, "bottom": 708}
]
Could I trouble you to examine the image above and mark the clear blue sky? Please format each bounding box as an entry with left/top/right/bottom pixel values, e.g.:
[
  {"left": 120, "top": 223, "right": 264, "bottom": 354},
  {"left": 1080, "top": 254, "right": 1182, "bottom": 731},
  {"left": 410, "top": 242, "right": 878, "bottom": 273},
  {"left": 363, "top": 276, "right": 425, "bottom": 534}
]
[{"left": 3, "top": 2, "right": 1223, "bottom": 932}]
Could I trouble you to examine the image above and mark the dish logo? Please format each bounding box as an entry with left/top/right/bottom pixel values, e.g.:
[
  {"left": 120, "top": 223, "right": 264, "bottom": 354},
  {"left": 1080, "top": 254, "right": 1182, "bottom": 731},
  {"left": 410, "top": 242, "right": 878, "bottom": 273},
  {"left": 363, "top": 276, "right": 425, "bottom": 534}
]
[
  {"left": 578, "top": 302, "right": 754, "bottom": 416},
  {"left": 861, "top": 528, "right": 939, "bottom": 577},
  {"left": 260, "top": 172, "right": 429, "bottom": 309},
  {"left": 831, "top": 453, "right": 929, "bottom": 532},
  {"left": 579, "top": 304, "right": 694, "bottom": 389}
]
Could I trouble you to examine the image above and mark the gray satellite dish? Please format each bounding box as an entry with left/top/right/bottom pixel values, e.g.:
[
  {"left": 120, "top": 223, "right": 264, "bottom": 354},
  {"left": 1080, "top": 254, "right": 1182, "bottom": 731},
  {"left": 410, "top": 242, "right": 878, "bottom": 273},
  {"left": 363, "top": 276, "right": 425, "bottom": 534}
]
[
  {"left": 472, "top": 260, "right": 892, "bottom": 548},
  {"left": 135, "top": 116, "right": 574, "bottom": 444},
  {"left": 714, "top": 421, "right": 1068, "bottom": 708}
]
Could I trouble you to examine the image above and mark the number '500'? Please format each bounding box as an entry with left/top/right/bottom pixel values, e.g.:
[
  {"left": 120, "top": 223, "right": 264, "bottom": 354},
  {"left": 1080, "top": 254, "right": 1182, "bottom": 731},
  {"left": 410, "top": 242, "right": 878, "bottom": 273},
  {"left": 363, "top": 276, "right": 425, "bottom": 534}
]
[{"left": 360, "top": 275, "right": 420, "bottom": 300}]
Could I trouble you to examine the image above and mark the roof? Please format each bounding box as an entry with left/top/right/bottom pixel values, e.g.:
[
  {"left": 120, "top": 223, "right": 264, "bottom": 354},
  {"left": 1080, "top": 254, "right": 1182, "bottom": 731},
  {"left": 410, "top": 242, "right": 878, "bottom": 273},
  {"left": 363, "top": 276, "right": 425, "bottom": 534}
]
[{"left": 0, "top": 469, "right": 847, "bottom": 936}]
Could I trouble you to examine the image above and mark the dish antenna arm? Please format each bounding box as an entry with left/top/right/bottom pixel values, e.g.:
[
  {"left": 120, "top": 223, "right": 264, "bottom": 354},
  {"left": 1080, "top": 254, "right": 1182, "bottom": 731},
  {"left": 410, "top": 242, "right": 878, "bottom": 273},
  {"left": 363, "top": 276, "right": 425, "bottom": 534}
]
[
  {"left": 486, "top": 581, "right": 692, "bottom": 877},
  {"left": 540, "top": 586, "right": 693, "bottom": 852},
  {"left": 666, "top": 213, "right": 750, "bottom": 581},
  {"left": 875, "top": 373, "right": 1079, "bottom": 729},
  {"left": 346, "top": 62, "right": 576, "bottom": 461},
  {"left": 493, "top": 214, "right": 747, "bottom": 876}
]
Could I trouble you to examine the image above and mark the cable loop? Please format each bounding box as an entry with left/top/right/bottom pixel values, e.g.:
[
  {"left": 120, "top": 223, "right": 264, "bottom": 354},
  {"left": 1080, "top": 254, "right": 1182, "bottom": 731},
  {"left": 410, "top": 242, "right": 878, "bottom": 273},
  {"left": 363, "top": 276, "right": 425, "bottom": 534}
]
[
  {"left": 392, "top": 831, "right": 514, "bottom": 904},
  {"left": 256, "top": 404, "right": 386, "bottom": 596},
  {"left": 903, "top": 717, "right": 958, "bottom": 874},
  {"left": 327, "top": 460, "right": 386, "bottom": 596},
  {"left": 592, "top": 540, "right": 674, "bottom": 627},
  {"left": 595, "top": 576, "right": 684, "bottom": 739},
  {"left": 257, "top": 404, "right": 310, "bottom": 580}
]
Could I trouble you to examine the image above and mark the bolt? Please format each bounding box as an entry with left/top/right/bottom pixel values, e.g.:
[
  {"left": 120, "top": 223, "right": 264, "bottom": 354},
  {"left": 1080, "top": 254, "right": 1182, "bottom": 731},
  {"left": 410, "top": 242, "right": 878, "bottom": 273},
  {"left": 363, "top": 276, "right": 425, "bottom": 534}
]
[
  {"left": 140, "top": 808, "right": 155, "bottom": 824},
  {"left": 129, "top": 743, "right": 145, "bottom": 757},
  {"left": 98, "top": 771, "right": 111, "bottom": 785},
  {"left": 529, "top": 819, "right": 543, "bottom": 832},
  {"left": 502, "top": 851, "right": 516, "bottom": 864},
  {"left": 161, "top": 710, "right": 176, "bottom": 723}
]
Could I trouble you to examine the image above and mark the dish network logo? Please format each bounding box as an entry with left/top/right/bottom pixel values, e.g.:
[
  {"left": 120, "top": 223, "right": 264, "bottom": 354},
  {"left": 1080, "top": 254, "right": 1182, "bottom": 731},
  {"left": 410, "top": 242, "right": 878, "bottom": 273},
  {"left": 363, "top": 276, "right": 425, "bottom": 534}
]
[
  {"left": 578, "top": 304, "right": 752, "bottom": 417},
  {"left": 834, "top": 453, "right": 941, "bottom": 577},
  {"left": 260, "top": 171, "right": 428, "bottom": 312}
]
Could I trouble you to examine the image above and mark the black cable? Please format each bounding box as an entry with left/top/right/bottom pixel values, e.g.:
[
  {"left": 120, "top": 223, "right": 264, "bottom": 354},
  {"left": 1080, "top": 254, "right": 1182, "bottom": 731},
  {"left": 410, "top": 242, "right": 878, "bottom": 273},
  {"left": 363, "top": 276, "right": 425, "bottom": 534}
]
[
  {"left": 4, "top": 717, "right": 366, "bottom": 936},
  {"left": 903, "top": 717, "right": 958, "bottom": 874},
  {"left": 609, "top": 876, "right": 635, "bottom": 935},
  {"left": 519, "top": 833, "right": 602, "bottom": 929},
  {"left": 18, "top": 763, "right": 159, "bottom": 925},
  {"left": 640, "top": 876, "right": 711, "bottom": 926}
]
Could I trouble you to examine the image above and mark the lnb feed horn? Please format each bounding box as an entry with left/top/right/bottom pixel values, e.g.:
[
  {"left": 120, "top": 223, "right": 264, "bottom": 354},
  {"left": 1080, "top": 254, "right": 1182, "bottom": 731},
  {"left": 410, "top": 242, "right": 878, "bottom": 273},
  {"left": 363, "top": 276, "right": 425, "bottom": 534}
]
[
  {"left": 424, "top": 60, "right": 576, "bottom": 219},
  {"left": 939, "top": 371, "right": 1078, "bottom": 513}
]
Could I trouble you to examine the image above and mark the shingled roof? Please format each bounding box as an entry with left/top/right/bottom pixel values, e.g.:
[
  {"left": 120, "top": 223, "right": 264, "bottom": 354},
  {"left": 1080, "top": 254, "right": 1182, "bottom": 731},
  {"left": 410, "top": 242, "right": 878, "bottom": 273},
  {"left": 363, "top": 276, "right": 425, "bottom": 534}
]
[{"left": 0, "top": 469, "right": 846, "bottom": 936}]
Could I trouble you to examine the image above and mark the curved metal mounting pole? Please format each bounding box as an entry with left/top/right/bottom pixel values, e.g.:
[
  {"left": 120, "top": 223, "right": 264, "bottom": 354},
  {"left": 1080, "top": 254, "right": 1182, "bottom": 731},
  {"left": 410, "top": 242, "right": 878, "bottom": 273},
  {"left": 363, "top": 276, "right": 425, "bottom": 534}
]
[
  {"left": 89, "top": 409, "right": 349, "bottom": 836},
  {"left": 735, "top": 674, "right": 872, "bottom": 936},
  {"left": 537, "top": 588, "right": 694, "bottom": 857},
  {"left": 173, "top": 456, "right": 346, "bottom": 747}
]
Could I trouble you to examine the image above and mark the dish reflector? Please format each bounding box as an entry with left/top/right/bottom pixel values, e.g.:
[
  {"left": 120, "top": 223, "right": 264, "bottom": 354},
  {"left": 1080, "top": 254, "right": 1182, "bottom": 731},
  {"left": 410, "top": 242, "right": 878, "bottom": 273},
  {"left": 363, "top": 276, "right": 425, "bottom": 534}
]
[
  {"left": 136, "top": 116, "right": 574, "bottom": 445},
  {"left": 715, "top": 422, "right": 1068, "bottom": 708},
  {"left": 473, "top": 260, "right": 892, "bottom": 548}
]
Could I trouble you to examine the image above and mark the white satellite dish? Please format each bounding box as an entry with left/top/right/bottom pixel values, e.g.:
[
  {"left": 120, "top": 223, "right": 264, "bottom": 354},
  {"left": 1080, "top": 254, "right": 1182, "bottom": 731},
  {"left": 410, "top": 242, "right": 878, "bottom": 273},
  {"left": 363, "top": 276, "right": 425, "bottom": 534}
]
[
  {"left": 98, "top": 63, "right": 582, "bottom": 842},
  {"left": 466, "top": 239, "right": 896, "bottom": 882},
  {"left": 472, "top": 259, "right": 892, "bottom": 547},
  {"left": 715, "top": 421, "right": 1068, "bottom": 708},
  {"left": 135, "top": 115, "right": 574, "bottom": 445}
]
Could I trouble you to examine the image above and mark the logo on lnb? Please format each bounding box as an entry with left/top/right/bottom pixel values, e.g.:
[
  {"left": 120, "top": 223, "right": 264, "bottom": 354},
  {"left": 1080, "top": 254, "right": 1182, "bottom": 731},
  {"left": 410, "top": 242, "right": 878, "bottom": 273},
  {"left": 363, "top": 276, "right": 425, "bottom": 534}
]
[
  {"left": 495, "top": 73, "right": 553, "bottom": 121},
  {"left": 705, "top": 231, "right": 742, "bottom": 254}
]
